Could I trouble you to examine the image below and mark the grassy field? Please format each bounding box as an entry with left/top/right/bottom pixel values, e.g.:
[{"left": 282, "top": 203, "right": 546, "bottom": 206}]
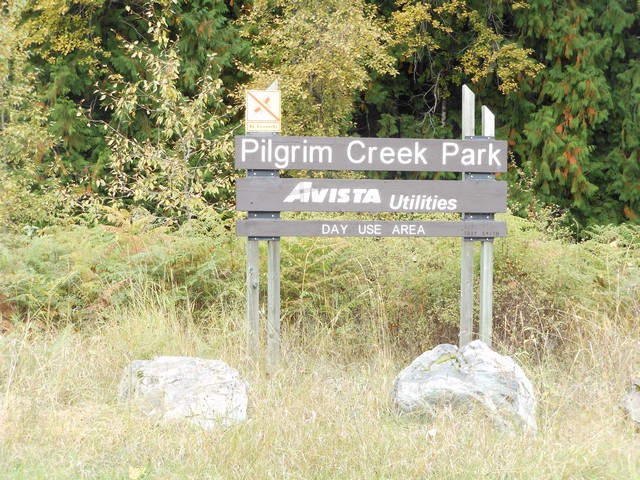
[
  {"left": 1, "top": 215, "right": 639, "bottom": 478},
  {"left": 1, "top": 295, "right": 639, "bottom": 478}
]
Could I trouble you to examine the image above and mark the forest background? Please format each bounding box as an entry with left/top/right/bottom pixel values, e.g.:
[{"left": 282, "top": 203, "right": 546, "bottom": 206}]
[{"left": 1, "top": 0, "right": 639, "bottom": 233}]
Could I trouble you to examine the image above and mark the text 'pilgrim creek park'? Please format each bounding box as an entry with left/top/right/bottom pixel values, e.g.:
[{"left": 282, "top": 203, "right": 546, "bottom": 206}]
[{"left": 235, "top": 136, "right": 508, "bottom": 173}]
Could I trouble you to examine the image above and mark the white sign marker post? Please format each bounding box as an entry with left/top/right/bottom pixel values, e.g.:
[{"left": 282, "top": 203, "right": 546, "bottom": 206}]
[
  {"left": 460, "top": 87, "right": 498, "bottom": 348},
  {"left": 460, "top": 85, "right": 475, "bottom": 347},
  {"left": 479, "top": 105, "right": 496, "bottom": 347}
]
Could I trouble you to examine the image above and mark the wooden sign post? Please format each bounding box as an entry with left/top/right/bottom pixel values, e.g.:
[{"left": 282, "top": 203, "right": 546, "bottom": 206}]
[
  {"left": 480, "top": 105, "right": 496, "bottom": 347},
  {"left": 244, "top": 82, "right": 281, "bottom": 373},
  {"left": 460, "top": 85, "right": 497, "bottom": 348}
]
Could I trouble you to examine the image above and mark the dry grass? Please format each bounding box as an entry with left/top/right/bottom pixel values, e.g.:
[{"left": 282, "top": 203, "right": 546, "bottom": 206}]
[{"left": 1, "top": 294, "right": 639, "bottom": 480}]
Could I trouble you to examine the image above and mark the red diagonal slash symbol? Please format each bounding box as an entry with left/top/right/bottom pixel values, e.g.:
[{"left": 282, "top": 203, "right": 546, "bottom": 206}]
[
  {"left": 254, "top": 97, "right": 270, "bottom": 114},
  {"left": 247, "top": 91, "right": 281, "bottom": 121}
]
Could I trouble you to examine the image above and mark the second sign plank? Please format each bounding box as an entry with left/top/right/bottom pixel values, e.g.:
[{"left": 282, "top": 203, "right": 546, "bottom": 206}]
[{"left": 236, "top": 178, "right": 507, "bottom": 213}]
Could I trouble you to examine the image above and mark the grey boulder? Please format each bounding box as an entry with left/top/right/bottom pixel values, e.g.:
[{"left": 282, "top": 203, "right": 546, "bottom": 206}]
[
  {"left": 392, "top": 340, "right": 537, "bottom": 434},
  {"left": 119, "top": 356, "right": 247, "bottom": 431},
  {"left": 621, "top": 378, "right": 640, "bottom": 426}
]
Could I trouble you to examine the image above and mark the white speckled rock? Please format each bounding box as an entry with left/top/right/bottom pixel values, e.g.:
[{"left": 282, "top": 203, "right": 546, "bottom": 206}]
[
  {"left": 119, "top": 356, "right": 247, "bottom": 431},
  {"left": 392, "top": 340, "right": 537, "bottom": 434},
  {"left": 621, "top": 378, "right": 640, "bottom": 426}
]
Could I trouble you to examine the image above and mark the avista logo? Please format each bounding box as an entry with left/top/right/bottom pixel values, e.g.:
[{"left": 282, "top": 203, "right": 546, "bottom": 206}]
[{"left": 283, "top": 182, "right": 381, "bottom": 204}]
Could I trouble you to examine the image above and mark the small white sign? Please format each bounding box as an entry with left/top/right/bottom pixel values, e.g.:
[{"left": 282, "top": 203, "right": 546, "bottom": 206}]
[{"left": 245, "top": 90, "right": 281, "bottom": 133}]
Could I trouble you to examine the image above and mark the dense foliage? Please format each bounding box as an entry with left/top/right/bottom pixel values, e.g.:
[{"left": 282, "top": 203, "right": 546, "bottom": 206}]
[
  {"left": 0, "top": 0, "right": 639, "bottom": 230},
  {"left": 0, "top": 213, "right": 637, "bottom": 355}
]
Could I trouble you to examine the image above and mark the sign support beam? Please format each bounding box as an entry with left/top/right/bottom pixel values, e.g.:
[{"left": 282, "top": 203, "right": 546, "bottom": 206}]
[
  {"left": 246, "top": 239, "right": 260, "bottom": 364},
  {"left": 266, "top": 240, "right": 281, "bottom": 374},
  {"left": 479, "top": 106, "right": 495, "bottom": 347},
  {"left": 480, "top": 240, "right": 494, "bottom": 346},
  {"left": 245, "top": 80, "right": 283, "bottom": 373},
  {"left": 460, "top": 85, "right": 475, "bottom": 347}
]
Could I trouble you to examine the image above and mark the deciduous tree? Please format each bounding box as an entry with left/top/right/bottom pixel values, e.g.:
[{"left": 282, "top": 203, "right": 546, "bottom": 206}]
[
  {"left": 240, "top": 0, "right": 396, "bottom": 136},
  {"left": 99, "top": 7, "right": 237, "bottom": 222}
]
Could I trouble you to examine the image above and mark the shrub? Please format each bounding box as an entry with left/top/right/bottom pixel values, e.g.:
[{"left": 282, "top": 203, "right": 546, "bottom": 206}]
[
  {"left": 0, "top": 212, "right": 243, "bottom": 325},
  {"left": 0, "top": 212, "right": 637, "bottom": 358}
]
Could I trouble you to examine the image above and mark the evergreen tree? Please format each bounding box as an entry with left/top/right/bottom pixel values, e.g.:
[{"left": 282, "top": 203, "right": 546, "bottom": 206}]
[
  {"left": 358, "top": 0, "right": 638, "bottom": 228},
  {"left": 514, "top": 0, "right": 640, "bottom": 227},
  {"left": 18, "top": 0, "right": 106, "bottom": 192},
  {"left": 5, "top": 0, "right": 638, "bottom": 229},
  {"left": 594, "top": 1, "right": 640, "bottom": 223}
]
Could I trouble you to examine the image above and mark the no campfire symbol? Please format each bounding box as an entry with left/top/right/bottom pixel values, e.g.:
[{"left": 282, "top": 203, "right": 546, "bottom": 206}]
[{"left": 245, "top": 90, "right": 281, "bottom": 133}]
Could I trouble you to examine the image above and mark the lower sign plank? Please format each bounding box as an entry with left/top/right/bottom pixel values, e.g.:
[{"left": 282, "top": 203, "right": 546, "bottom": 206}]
[
  {"left": 237, "top": 220, "right": 507, "bottom": 238},
  {"left": 236, "top": 178, "right": 507, "bottom": 213}
]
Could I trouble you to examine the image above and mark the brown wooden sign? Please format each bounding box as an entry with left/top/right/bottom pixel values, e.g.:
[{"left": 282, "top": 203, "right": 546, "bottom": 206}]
[
  {"left": 239, "top": 87, "right": 507, "bottom": 369},
  {"left": 236, "top": 178, "right": 507, "bottom": 213},
  {"left": 237, "top": 220, "right": 506, "bottom": 238},
  {"left": 235, "top": 136, "right": 508, "bottom": 173}
]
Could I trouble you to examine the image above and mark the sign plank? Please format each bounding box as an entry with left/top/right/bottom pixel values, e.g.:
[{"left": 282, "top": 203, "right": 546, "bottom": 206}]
[
  {"left": 237, "top": 220, "right": 506, "bottom": 238},
  {"left": 236, "top": 178, "right": 507, "bottom": 213},
  {"left": 235, "top": 136, "right": 507, "bottom": 173}
]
